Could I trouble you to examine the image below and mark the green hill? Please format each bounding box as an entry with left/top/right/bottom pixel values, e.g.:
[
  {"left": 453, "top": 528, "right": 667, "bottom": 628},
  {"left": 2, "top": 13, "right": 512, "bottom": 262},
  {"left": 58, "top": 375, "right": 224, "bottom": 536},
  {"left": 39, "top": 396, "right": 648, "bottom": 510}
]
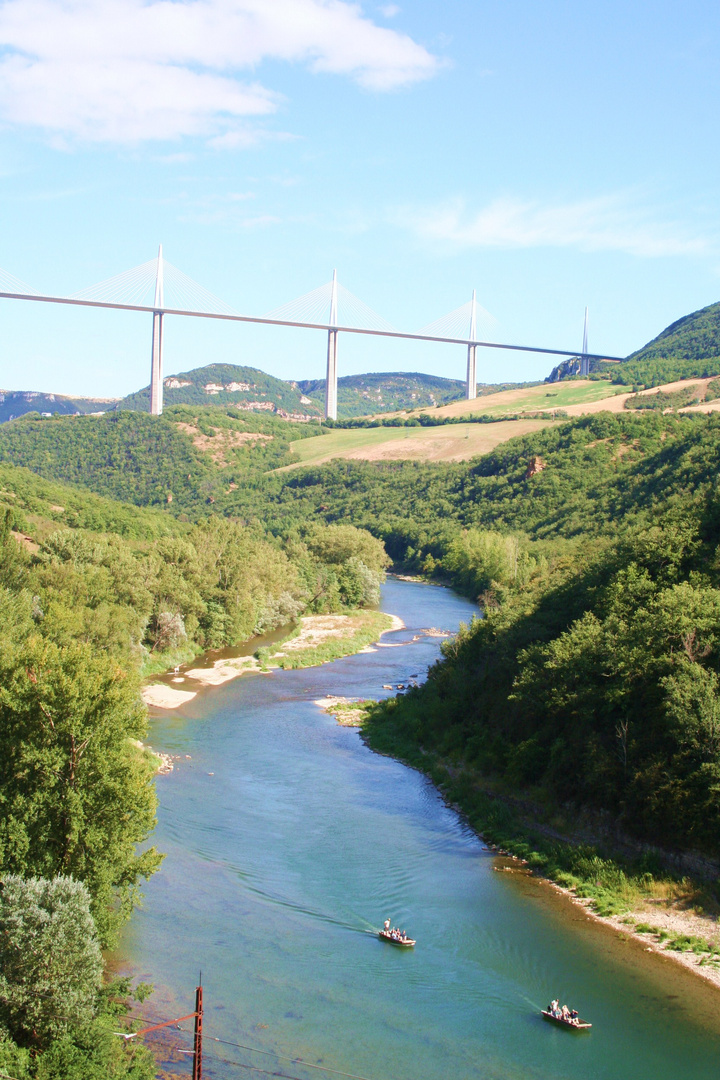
[
  {"left": 120, "top": 363, "right": 323, "bottom": 418},
  {"left": 609, "top": 300, "right": 720, "bottom": 386},
  {"left": 297, "top": 371, "right": 466, "bottom": 417}
]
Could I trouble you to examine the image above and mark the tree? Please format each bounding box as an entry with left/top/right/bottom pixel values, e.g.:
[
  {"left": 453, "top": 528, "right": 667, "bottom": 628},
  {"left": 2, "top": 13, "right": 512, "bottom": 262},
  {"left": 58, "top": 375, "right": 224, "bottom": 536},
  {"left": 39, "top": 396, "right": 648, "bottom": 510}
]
[
  {"left": 0, "top": 876, "right": 102, "bottom": 1048},
  {"left": 0, "top": 639, "right": 162, "bottom": 945}
]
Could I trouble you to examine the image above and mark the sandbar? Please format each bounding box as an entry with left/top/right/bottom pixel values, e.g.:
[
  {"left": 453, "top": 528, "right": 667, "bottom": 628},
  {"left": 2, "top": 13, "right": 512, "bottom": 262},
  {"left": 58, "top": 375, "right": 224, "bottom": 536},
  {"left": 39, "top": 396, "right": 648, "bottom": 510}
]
[{"left": 143, "top": 684, "right": 197, "bottom": 709}]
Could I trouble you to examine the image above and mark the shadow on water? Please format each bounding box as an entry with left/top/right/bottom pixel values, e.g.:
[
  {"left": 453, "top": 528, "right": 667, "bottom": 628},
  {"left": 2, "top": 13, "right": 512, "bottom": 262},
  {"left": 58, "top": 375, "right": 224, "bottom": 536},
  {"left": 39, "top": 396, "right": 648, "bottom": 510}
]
[{"left": 118, "top": 578, "right": 720, "bottom": 1080}]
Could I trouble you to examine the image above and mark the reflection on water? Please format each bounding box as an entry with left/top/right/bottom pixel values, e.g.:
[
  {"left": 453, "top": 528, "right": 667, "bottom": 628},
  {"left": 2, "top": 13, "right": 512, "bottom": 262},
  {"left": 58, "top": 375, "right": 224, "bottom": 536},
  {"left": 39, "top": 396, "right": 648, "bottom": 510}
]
[{"left": 120, "top": 579, "right": 720, "bottom": 1080}]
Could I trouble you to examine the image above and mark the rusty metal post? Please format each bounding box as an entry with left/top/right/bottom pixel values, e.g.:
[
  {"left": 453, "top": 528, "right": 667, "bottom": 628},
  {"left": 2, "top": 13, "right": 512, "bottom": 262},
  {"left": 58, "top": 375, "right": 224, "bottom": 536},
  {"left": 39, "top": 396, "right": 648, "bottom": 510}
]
[{"left": 191, "top": 982, "right": 203, "bottom": 1080}]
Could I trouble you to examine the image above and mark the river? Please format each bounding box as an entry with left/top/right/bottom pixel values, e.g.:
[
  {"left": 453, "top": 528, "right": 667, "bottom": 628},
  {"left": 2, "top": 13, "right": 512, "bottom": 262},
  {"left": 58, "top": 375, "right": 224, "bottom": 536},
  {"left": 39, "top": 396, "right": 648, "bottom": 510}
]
[{"left": 121, "top": 578, "right": 720, "bottom": 1080}]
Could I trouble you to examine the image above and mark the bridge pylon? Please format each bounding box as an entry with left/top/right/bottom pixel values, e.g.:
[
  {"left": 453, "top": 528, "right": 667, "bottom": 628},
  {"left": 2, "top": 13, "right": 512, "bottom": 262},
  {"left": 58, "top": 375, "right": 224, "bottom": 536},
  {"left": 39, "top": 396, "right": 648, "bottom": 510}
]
[
  {"left": 325, "top": 269, "right": 338, "bottom": 421},
  {"left": 579, "top": 307, "right": 589, "bottom": 377},
  {"left": 466, "top": 290, "right": 477, "bottom": 400},
  {"left": 150, "top": 244, "right": 164, "bottom": 416}
]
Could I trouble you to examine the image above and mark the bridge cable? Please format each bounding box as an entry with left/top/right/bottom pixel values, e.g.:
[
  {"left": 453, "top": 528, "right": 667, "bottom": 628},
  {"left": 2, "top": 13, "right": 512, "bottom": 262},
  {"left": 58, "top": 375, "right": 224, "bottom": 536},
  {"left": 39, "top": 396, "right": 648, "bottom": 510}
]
[{"left": 175, "top": 1026, "right": 388, "bottom": 1080}]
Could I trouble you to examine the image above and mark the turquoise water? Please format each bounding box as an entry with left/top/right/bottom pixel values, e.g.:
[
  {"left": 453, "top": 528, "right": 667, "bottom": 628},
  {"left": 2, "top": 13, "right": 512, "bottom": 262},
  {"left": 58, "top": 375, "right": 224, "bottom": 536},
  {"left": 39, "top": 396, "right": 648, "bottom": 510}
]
[{"left": 121, "top": 579, "right": 720, "bottom": 1080}]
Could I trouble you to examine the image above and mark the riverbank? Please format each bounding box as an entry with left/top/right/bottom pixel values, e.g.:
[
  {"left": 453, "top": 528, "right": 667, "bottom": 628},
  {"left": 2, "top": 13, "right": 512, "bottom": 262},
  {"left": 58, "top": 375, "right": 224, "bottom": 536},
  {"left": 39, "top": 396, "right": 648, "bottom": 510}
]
[
  {"left": 357, "top": 701, "right": 720, "bottom": 992},
  {"left": 142, "top": 610, "right": 404, "bottom": 709}
]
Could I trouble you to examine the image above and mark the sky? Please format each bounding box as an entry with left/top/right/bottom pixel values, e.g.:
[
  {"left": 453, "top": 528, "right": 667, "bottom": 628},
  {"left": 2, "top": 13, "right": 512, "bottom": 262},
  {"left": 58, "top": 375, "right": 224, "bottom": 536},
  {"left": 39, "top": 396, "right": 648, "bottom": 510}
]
[{"left": 0, "top": 0, "right": 719, "bottom": 398}]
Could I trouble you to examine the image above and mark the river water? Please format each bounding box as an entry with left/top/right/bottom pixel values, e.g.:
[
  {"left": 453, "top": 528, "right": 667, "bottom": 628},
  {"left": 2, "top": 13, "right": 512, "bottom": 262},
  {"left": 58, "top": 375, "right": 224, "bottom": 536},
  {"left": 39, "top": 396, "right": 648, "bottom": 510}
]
[{"left": 122, "top": 579, "right": 720, "bottom": 1080}]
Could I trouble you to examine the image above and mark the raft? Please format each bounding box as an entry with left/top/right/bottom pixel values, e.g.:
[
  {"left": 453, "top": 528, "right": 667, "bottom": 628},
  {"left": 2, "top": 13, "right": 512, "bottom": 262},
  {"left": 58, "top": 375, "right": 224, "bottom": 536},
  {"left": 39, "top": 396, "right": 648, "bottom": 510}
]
[
  {"left": 541, "top": 1010, "right": 592, "bottom": 1030},
  {"left": 379, "top": 930, "right": 416, "bottom": 947}
]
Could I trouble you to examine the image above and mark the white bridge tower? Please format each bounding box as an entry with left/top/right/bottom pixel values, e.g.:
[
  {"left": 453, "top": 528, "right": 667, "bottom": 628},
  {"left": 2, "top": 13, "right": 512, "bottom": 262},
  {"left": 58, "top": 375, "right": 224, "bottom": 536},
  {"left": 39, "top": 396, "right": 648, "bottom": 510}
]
[
  {"left": 150, "top": 244, "right": 164, "bottom": 416},
  {"left": 579, "top": 307, "right": 590, "bottom": 377},
  {"left": 325, "top": 269, "right": 339, "bottom": 421},
  {"left": 466, "top": 289, "right": 478, "bottom": 400}
]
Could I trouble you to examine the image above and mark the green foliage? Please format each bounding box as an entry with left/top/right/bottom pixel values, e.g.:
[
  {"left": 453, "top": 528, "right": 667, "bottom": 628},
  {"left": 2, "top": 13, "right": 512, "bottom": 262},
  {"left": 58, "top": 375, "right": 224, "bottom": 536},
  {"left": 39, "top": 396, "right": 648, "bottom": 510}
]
[
  {"left": 0, "top": 406, "right": 324, "bottom": 513},
  {"left": 31, "top": 1023, "right": 156, "bottom": 1080},
  {"left": 302, "top": 523, "right": 389, "bottom": 574},
  {"left": 363, "top": 507, "right": 720, "bottom": 858},
  {"left": 0, "top": 637, "right": 161, "bottom": 945},
  {"left": 0, "top": 411, "right": 214, "bottom": 508},
  {"left": 0, "top": 876, "right": 102, "bottom": 1048},
  {"left": 606, "top": 300, "right": 720, "bottom": 387},
  {"left": 0, "top": 464, "right": 179, "bottom": 539}
]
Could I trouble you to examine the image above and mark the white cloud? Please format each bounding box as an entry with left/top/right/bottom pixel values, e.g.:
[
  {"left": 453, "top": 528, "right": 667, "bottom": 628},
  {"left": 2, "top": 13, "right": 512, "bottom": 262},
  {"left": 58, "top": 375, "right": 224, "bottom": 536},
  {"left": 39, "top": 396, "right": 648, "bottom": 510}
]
[
  {"left": 0, "top": 0, "right": 438, "bottom": 144},
  {"left": 394, "top": 195, "right": 709, "bottom": 258}
]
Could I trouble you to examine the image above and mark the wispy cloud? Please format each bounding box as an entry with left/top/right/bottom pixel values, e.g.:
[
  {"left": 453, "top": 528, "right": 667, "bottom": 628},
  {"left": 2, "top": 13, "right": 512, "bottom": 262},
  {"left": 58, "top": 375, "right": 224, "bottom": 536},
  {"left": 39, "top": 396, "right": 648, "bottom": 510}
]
[
  {"left": 0, "top": 0, "right": 439, "bottom": 145},
  {"left": 393, "top": 195, "right": 709, "bottom": 258}
]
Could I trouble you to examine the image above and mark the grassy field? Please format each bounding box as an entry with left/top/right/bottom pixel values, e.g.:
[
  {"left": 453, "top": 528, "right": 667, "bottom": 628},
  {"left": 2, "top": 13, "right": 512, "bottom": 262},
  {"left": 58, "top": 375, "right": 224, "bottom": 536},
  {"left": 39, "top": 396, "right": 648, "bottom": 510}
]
[
  {"left": 429, "top": 379, "right": 626, "bottom": 419},
  {"left": 281, "top": 376, "right": 710, "bottom": 469},
  {"left": 282, "top": 418, "right": 553, "bottom": 470}
]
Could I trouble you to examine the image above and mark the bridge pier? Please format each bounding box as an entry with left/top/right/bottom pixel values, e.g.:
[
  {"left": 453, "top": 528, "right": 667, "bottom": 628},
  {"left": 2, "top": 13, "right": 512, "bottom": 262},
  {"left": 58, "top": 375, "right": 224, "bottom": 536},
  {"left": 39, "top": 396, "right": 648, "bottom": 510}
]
[
  {"left": 579, "top": 307, "right": 590, "bottom": 377},
  {"left": 324, "top": 269, "right": 338, "bottom": 421},
  {"left": 150, "top": 245, "right": 164, "bottom": 416},
  {"left": 466, "top": 289, "right": 477, "bottom": 400},
  {"left": 150, "top": 311, "right": 164, "bottom": 416}
]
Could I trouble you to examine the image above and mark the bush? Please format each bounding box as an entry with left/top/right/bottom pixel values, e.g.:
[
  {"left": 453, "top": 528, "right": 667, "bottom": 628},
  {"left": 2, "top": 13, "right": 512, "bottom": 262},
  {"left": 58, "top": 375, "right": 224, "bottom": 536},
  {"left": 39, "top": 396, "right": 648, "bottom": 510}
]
[{"left": 0, "top": 876, "right": 102, "bottom": 1048}]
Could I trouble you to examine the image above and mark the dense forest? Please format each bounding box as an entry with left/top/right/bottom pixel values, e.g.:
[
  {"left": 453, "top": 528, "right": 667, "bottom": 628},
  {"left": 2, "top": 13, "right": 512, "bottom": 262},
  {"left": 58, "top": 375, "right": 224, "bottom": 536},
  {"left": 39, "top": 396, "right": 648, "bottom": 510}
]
[{"left": 0, "top": 406, "right": 324, "bottom": 511}]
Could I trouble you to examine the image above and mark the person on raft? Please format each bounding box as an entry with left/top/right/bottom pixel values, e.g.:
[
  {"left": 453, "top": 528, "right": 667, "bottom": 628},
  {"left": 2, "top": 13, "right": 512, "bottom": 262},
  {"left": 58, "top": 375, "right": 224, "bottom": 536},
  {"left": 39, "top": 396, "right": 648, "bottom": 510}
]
[
  {"left": 383, "top": 919, "right": 408, "bottom": 941},
  {"left": 548, "top": 1000, "right": 580, "bottom": 1024}
]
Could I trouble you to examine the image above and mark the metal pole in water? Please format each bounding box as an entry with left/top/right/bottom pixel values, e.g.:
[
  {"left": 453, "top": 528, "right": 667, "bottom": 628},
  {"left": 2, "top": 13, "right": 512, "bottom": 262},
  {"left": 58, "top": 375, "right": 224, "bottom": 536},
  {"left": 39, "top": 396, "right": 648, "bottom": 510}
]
[
  {"left": 192, "top": 978, "right": 203, "bottom": 1080},
  {"left": 325, "top": 269, "right": 339, "bottom": 421},
  {"left": 466, "top": 289, "right": 477, "bottom": 400},
  {"left": 150, "top": 244, "right": 164, "bottom": 416}
]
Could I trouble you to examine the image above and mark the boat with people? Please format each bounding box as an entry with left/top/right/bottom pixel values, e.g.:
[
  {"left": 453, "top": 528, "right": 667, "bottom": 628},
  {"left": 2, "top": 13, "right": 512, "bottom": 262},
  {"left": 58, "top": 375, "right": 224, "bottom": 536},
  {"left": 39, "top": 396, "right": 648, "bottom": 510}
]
[
  {"left": 542, "top": 1000, "right": 591, "bottom": 1030},
  {"left": 379, "top": 919, "right": 416, "bottom": 947}
]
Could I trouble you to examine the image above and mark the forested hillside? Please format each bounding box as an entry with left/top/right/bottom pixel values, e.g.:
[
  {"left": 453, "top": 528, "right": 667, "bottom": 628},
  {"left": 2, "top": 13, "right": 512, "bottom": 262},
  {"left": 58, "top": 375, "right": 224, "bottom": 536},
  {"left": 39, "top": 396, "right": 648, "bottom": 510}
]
[
  {"left": 349, "top": 412, "right": 720, "bottom": 862},
  {"left": 0, "top": 462, "right": 388, "bottom": 1078},
  {"left": 120, "top": 362, "right": 323, "bottom": 417},
  {"left": 0, "top": 406, "right": 324, "bottom": 510},
  {"left": 297, "top": 371, "right": 466, "bottom": 416}
]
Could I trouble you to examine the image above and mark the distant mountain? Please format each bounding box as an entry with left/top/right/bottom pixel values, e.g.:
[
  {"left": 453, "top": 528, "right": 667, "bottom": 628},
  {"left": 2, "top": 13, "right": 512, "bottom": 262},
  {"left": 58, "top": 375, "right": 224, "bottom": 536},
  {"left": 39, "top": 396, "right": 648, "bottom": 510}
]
[
  {"left": 0, "top": 390, "right": 117, "bottom": 423},
  {"left": 122, "top": 366, "right": 466, "bottom": 419},
  {"left": 120, "top": 363, "right": 323, "bottom": 419},
  {"left": 296, "top": 371, "right": 466, "bottom": 417},
  {"left": 547, "top": 300, "right": 720, "bottom": 387},
  {"left": 0, "top": 364, "right": 529, "bottom": 426}
]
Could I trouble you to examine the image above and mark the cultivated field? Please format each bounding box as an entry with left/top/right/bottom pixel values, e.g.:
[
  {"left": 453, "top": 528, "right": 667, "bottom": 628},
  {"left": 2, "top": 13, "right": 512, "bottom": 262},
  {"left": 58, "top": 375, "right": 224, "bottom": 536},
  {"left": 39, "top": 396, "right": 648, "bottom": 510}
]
[
  {"left": 430, "top": 379, "right": 627, "bottom": 418},
  {"left": 283, "top": 418, "right": 553, "bottom": 469},
  {"left": 282, "top": 376, "right": 719, "bottom": 469}
]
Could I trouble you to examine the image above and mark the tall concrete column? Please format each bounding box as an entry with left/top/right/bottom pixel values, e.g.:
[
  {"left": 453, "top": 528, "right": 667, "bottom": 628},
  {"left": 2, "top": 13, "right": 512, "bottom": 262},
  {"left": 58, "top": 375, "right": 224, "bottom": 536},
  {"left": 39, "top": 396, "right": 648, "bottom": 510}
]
[
  {"left": 466, "top": 289, "right": 477, "bottom": 400},
  {"left": 150, "top": 244, "right": 164, "bottom": 416},
  {"left": 325, "top": 269, "right": 338, "bottom": 421}
]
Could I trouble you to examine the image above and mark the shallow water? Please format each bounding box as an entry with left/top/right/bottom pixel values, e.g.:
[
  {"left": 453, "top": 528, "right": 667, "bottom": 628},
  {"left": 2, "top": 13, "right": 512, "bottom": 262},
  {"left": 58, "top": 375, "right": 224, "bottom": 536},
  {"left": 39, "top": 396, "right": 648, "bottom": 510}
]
[{"left": 121, "top": 579, "right": 720, "bottom": 1080}]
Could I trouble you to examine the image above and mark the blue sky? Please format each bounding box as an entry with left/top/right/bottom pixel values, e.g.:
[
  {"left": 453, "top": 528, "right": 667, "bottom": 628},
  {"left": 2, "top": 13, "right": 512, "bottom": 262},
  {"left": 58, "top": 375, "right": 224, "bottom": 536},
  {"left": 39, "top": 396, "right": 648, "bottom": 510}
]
[{"left": 0, "top": 0, "right": 719, "bottom": 398}]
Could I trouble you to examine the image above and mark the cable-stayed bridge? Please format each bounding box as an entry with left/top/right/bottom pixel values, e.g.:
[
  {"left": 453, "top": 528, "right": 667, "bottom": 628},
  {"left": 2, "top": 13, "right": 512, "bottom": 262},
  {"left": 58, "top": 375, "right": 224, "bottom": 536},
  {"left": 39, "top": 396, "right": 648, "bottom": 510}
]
[{"left": 0, "top": 248, "right": 621, "bottom": 419}]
